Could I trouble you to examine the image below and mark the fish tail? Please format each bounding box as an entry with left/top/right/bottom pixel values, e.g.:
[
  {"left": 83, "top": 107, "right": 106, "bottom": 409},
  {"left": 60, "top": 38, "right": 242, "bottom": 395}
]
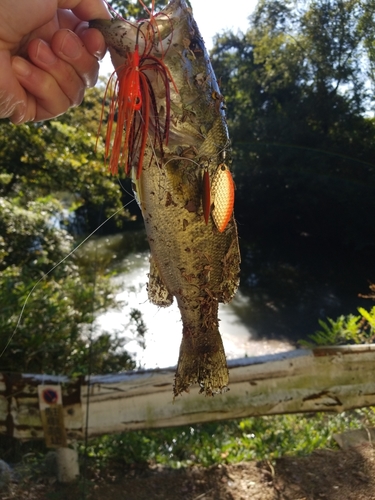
[{"left": 173, "top": 325, "right": 229, "bottom": 397}]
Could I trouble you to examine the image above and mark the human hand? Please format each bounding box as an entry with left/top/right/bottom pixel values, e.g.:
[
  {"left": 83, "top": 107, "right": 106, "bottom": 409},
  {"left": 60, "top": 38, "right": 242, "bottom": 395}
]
[{"left": 0, "top": 0, "right": 111, "bottom": 123}]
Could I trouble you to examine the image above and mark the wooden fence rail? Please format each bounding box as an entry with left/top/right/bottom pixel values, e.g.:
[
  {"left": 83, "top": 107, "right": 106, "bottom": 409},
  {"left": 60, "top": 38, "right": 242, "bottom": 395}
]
[{"left": 1, "top": 345, "right": 375, "bottom": 442}]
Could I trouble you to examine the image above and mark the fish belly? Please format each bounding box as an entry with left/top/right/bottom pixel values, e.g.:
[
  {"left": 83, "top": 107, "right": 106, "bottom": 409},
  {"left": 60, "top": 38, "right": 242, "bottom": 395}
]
[{"left": 137, "top": 151, "right": 239, "bottom": 396}]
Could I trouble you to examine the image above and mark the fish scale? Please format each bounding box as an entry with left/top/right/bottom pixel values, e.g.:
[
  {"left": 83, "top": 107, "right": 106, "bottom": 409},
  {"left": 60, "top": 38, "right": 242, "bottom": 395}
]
[{"left": 91, "top": 0, "right": 241, "bottom": 396}]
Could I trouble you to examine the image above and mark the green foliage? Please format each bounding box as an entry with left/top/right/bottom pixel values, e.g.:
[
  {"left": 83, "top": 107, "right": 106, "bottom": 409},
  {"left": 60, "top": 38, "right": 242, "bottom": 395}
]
[
  {"left": 211, "top": 0, "right": 375, "bottom": 254},
  {"left": 358, "top": 2, "right": 375, "bottom": 86},
  {"left": 300, "top": 306, "right": 375, "bottom": 348},
  {"left": 107, "top": 0, "right": 170, "bottom": 20},
  {"left": 3, "top": 409, "right": 375, "bottom": 474},
  {"left": 0, "top": 88, "right": 140, "bottom": 376},
  {"left": 0, "top": 88, "right": 131, "bottom": 232},
  {"left": 82, "top": 408, "right": 375, "bottom": 468},
  {"left": 0, "top": 196, "right": 136, "bottom": 376},
  {"left": 128, "top": 308, "right": 147, "bottom": 349}
]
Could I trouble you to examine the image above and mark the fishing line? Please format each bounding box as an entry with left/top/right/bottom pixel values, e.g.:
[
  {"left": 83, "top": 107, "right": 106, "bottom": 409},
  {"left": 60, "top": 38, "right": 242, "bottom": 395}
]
[
  {"left": 117, "top": 177, "right": 137, "bottom": 198},
  {"left": 215, "top": 138, "right": 232, "bottom": 161},
  {"left": 162, "top": 155, "right": 202, "bottom": 170},
  {"left": 103, "top": 0, "right": 126, "bottom": 21},
  {"left": 0, "top": 200, "right": 135, "bottom": 360}
]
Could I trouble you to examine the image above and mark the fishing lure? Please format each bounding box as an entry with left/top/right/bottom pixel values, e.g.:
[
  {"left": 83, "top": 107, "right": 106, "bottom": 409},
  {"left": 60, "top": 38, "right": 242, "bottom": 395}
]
[
  {"left": 210, "top": 163, "right": 235, "bottom": 232},
  {"left": 99, "top": 2, "right": 177, "bottom": 179},
  {"left": 202, "top": 163, "right": 235, "bottom": 232}
]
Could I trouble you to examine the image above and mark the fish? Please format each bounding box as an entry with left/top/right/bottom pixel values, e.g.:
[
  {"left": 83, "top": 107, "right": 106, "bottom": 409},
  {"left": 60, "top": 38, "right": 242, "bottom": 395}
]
[{"left": 90, "top": 0, "right": 240, "bottom": 396}]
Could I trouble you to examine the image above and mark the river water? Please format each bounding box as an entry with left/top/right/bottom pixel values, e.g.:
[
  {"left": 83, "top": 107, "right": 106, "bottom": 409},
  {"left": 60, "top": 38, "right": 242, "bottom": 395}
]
[
  {"left": 95, "top": 247, "right": 294, "bottom": 369},
  {"left": 92, "top": 228, "right": 373, "bottom": 370}
]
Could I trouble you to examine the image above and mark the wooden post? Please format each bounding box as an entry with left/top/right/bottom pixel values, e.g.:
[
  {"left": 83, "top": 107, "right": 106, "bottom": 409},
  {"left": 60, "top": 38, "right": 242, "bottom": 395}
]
[
  {"left": 56, "top": 447, "right": 79, "bottom": 483},
  {"left": 37, "top": 384, "right": 79, "bottom": 482},
  {"left": 1, "top": 346, "right": 375, "bottom": 440}
]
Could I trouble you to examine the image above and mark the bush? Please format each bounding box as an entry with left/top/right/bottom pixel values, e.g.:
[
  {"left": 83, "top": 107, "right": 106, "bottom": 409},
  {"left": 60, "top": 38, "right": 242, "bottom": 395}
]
[{"left": 300, "top": 305, "right": 375, "bottom": 348}]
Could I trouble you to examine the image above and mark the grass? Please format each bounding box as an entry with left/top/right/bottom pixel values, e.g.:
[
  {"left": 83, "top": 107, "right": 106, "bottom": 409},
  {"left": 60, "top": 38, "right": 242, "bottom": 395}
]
[
  {"left": 81, "top": 408, "right": 375, "bottom": 469},
  {"left": 2, "top": 408, "right": 374, "bottom": 500}
]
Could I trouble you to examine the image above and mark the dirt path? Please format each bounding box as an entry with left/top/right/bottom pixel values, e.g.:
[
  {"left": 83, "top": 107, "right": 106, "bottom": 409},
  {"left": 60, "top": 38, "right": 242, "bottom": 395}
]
[{"left": 2, "top": 443, "right": 375, "bottom": 500}]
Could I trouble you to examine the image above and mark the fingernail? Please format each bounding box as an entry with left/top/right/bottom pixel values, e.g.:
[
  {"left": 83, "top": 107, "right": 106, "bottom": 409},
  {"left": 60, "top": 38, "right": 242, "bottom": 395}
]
[
  {"left": 12, "top": 57, "right": 31, "bottom": 77},
  {"left": 36, "top": 40, "right": 57, "bottom": 65},
  {"left": 60, "top": 31, "right": 83, "bottom": 59},
  {"left": 81, "top": 27, "right": 105, "bottom": 60}
]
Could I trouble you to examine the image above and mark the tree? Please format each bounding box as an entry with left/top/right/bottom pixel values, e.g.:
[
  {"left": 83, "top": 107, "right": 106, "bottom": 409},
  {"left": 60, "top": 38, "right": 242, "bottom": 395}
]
[
  {"left": 0, "top": 87, "right": 134, "bottom": 233},
  {"left": 0, "top": 87, "right": 141, "bottom": 376},
  {"left": 211, "top": 0, "right": 375, "bottom": 253},
  {"left": 209, "top": 0, "right": 375, "bottom": 337}
]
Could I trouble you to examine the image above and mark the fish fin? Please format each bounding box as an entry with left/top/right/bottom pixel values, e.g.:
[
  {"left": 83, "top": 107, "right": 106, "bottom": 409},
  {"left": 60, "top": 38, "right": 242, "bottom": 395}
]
[
  {"left": 173, "top": 325, "right": 229, "bottom": 397},
  {"left": 147, "top": 255, "right": 174, "bottom": 307},
  {"left": 211, "top": 164, "right": 235, "bottom": 232},
  {"left": 173, "top": 297, "right": 229, "bottom": 397}
]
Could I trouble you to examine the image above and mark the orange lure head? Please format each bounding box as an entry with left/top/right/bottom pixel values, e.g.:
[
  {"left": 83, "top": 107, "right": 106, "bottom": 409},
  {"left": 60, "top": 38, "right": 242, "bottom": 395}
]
[{"left": 100, "top": 3, "right": 177, "bottom": 180}]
